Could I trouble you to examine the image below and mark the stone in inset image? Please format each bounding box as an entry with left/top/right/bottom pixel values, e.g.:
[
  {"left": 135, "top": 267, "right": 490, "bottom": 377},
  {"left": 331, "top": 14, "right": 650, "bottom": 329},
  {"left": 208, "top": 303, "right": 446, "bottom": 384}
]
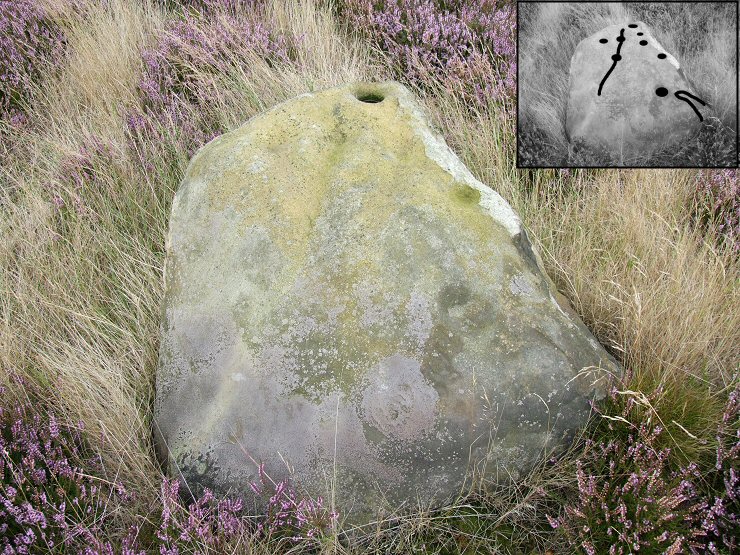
[
  {"left": 154, "top": 81, "right": 620, "bottom": 526},
  {"left": 566, "top": 21, "right": 707, "bottom": 165}
]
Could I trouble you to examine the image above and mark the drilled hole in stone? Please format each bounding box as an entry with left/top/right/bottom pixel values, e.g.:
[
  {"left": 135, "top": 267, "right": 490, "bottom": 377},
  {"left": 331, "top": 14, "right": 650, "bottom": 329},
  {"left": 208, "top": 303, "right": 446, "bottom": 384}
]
[{"left": 356, "top": 91, "right": 385, "bottom": 104}]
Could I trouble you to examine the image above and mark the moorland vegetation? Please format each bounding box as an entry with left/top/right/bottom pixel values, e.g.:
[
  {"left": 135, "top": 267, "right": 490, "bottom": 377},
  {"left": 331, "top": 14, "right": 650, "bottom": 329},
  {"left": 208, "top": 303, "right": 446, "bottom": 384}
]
[{"left": 1, "top": 1, "right": 738, "bottom": 553}]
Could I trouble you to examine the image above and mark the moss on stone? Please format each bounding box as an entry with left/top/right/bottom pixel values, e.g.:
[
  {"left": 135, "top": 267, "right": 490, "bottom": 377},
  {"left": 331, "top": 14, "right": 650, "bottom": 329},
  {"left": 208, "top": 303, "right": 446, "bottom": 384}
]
[{"left": 452, "top": 184, "right": 482, "bottom": 206}]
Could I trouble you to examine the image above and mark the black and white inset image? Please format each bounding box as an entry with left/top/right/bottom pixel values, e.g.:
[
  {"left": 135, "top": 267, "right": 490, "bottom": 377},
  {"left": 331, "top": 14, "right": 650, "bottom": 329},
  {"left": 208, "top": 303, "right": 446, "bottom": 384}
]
[{"left": 517, "top": 2, "right": 738, "bottom": 168}]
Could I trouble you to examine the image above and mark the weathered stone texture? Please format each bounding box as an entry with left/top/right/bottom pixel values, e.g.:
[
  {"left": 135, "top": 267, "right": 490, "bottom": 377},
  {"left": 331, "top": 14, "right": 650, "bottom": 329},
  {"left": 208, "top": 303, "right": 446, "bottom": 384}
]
[
  {"left": 566, "top": 22, "right": 707, "bottom": 165},
  {"left": 155, "top": 81, "right": 619, "bottom": 525}
]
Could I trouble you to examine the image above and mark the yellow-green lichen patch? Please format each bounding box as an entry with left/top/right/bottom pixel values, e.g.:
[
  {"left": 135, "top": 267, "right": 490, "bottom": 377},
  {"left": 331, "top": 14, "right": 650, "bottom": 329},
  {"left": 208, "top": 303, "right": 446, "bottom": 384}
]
[
  {"left": 452, "top": 184, "right": 482, "bottom": 206},
  {"left": 183, "top": 85, "right": 509, "bottom": 294}
]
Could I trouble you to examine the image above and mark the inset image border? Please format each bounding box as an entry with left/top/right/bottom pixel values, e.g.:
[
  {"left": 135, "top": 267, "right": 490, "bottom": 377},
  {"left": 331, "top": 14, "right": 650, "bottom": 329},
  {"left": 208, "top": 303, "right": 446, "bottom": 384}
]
[{"left": 516, "top": 1, "right": 739, "bottom": 169}]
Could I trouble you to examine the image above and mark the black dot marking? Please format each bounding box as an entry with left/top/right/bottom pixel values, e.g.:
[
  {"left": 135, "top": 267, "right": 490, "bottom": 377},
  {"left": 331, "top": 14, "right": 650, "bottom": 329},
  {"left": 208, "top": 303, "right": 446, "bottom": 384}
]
[
  {"left": 611, "top": 54, "right": 622, "bottom": 61},
  {"left": 657, "top": 53, "right": 667, "bottom": 59},
  {"left": 599, "top": 38, "right": 608, "bottom": 44},
  {"left": 639, "top": 40, "right": 648, "bottom": 46},
  {"left": 617, "top": 36, "right": 625, "bottom": 43},
  {"left": 655, "top": 87, "right": 668, "bottom": 97},
  {"left": 628, "top": 23, "right": 638, "bottom": 28},
  {"left": 637, "top": 32, "right": 644, "bottom": 36}
]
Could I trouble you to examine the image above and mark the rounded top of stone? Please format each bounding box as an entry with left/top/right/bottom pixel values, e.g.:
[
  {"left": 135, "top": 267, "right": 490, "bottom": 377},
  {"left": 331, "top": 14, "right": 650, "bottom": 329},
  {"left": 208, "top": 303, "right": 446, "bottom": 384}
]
[
  {"left": 334, "top": 80, "right": 416, "bottom": 106},
  {"left": 350, "top": 82, "right": 396, "bottom": 104},
  {"left": 575, "top": 21, "right": 681, "bottom": 72},
  {"left": 186, "top": 80, "right": 523, "bottom": 239}
]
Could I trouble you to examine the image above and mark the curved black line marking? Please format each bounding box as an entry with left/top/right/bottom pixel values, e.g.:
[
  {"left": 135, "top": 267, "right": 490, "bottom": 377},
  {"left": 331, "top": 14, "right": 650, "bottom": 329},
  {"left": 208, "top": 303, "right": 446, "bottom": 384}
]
[
  {"left": 598, "top": 28, "right": 625, "bottom": 96},
  {"left": 674, "top": 90, "right": 707, "bottom": 122},
  {"left": 675, "top": 90, "right": 707, "bottom": 106}
]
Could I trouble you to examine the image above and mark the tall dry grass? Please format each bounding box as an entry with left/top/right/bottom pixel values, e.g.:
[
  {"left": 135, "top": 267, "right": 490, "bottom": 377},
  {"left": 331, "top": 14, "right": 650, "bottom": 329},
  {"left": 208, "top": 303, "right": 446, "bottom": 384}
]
[
  {"left": 1, "top": 0, "right": 738, "bottom": 551},
  {"left": 528, "top": 173, "right": 738, "bottom": 461},
  {"left": 1, "top": 0, "right": 169, "bottom": 514}
]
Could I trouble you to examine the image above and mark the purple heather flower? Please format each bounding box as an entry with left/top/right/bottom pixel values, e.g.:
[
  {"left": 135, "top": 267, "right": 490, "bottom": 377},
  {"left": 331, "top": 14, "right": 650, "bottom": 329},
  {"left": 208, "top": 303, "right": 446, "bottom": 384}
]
[
  {"left": 339, "top": 0, "right": 516, "bottom": 109},
  {"left": 694, "top": 170, "right": 739, "bottom": 254},
  {"left": 547, "top": 384, "right": 740, "bottom": 553}
]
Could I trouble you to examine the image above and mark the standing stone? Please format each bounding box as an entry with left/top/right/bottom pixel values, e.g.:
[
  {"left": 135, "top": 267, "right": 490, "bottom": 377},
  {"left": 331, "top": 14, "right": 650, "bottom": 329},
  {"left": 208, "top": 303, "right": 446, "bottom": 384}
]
[
  {"left": 566, "top": 21, "right": 708, "bottom": 165},
  {"left": 155, "top": 81, "right": 619, "bottom": 525}
]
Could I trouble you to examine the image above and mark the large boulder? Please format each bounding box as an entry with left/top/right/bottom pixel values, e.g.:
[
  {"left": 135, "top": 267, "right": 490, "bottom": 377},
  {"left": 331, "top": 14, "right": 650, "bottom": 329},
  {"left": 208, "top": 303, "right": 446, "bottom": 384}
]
[
  {"left": 566, "top": 21, "right": 708, "bottom": 165},
  {"left": 155, "top": 81, "right": 619, "bottom": 525}
]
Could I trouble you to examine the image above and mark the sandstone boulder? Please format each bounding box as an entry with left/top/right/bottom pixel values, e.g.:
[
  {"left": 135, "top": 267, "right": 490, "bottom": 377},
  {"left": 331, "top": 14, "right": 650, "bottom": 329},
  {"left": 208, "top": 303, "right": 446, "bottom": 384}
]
[
  {"left": 155, "top": 81, "right": 619, "bottom": 525},
  {"left": 566, "top": 21, "right": 708, "bottom": 165}
]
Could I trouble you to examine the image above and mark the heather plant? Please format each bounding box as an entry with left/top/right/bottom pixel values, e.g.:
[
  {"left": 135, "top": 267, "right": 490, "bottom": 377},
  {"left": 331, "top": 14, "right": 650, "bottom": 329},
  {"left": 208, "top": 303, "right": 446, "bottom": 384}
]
[
  {"left": 0, "top": 0, "right": 67, "bottom": 158},
  {"left": 336, "top": 0, "right": 516, "bottom": 109},
  {"left": 693, "top": 169, "right": 740, "bottom": 255},
  {"left": 248, "top": 462, "right": 339, "bottom": 543},
  {"left": 548, "top": 384, "right": 740, "bottom": 554},
  {"left": 0, "top": 383, "right": 124, "bottom": 554},
  {"left": 153, "top": 477, "right": 251, "bottom": 553},
  {"left": 136, "top": 0, "right": 296, "bottom": 157},
  {"left": 138, "top": 469, "right": 337, "bottom": 554},
  {"left": 153, "top": 469, "right": 338, "bottom": 552},
  {"left": 45, "top": 135, "right": 121, "bottom": 217},
  {"left": 713, "top": 386, "right": 740, "bottom": 551},
  {"left": 0, "top": 0, "right": 68, "bottom": 117}
]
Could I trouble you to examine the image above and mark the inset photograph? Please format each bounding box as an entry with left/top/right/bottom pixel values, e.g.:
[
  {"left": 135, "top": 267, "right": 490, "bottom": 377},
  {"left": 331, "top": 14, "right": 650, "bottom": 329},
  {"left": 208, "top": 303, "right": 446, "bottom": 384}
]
[{"left": 518, "top": 1, "right": 738, "bottom": 167}]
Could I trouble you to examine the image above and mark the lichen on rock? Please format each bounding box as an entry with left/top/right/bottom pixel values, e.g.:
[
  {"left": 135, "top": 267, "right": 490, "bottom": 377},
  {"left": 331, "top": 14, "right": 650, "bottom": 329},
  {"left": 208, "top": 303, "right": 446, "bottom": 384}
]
[{"left": 154, "top": 81, "right": 620, "bottom": 526}]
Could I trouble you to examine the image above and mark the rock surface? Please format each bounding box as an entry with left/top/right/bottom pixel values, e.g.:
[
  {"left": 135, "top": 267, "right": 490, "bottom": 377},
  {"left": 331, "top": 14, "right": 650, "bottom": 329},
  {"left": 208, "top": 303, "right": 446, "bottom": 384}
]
[
  {"left": 155, "top": 81, "right": 619, "bottom": 525},
  {"left": 566, "top": 21, "right": 707, "bottom": 165}
]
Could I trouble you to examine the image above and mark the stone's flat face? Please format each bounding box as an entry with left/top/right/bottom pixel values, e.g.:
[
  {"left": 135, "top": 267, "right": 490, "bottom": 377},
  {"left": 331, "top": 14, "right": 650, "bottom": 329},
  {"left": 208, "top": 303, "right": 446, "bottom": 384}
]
[
  {"left": 566, "top": 22, "right": 707, "bottom": 165},
  {"left": 155, "top": 81, "right": 620, "bottom": 525}
]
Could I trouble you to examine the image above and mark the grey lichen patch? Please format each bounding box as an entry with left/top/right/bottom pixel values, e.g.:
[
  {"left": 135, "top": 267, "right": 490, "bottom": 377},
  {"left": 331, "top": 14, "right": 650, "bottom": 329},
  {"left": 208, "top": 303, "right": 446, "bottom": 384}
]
[
  {"left": 509, "top": 274, "right": 534, "bottom": 297},
  {"left": 405, "top": 290, "right": 434, "bottom": 350},
  {"left": 359, "top": 355, "right": 439, "bottom": 442},
  {"left": 278, "top": 329, "right": 373, "bottom": 403}
]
